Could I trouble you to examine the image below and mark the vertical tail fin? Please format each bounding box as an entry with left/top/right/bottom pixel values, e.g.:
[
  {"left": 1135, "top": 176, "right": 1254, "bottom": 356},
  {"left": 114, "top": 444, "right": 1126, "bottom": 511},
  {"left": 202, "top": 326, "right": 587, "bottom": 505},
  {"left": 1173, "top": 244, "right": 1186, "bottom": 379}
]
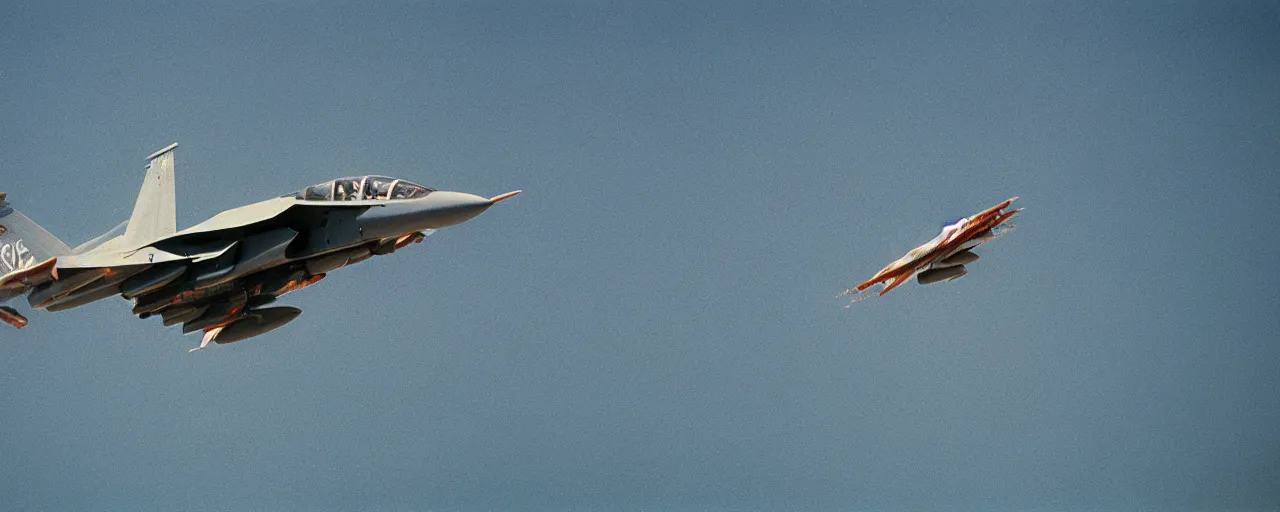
[
  {"left": 122, "top": 143, "right": 178, "bottom": 248},
  {"left": 0, "top": 194, "right": 72, "bottom": 273}
]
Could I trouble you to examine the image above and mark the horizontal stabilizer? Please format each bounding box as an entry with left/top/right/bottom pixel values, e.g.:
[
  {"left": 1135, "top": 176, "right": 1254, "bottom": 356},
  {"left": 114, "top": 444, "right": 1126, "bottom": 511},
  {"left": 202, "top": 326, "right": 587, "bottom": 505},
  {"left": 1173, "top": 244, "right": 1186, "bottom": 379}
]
[
  {"left": 1, "top": 305, "right": 27, "bottom": 328},
  {"left": 0, "top": 257, "right": 58, "bottom": 291}
]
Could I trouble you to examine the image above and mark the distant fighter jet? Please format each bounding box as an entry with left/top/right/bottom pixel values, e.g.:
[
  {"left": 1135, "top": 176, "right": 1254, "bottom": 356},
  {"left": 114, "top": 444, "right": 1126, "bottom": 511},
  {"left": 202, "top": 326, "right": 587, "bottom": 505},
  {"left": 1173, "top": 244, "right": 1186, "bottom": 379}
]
[
  {"left": 1, "top": 143, "right": 520, "bottom": 351},
  {"left": 839, "top": 197, "right": 1021, "bottom": 304}
]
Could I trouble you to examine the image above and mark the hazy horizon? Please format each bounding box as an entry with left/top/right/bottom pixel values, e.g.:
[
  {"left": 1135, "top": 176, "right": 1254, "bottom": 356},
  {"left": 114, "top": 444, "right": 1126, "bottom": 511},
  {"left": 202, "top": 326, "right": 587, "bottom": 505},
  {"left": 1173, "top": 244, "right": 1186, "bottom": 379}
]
[{"left": 2, "top": 2, "right": 1278, "bottom": 511}]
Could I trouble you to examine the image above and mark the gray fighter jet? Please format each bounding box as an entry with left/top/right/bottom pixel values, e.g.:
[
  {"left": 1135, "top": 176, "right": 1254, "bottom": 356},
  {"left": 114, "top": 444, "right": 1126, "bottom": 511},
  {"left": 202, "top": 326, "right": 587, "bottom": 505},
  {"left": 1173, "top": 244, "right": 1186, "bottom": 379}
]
[{"left": 0, "top": 144, "right": 519, "bottom": 351}]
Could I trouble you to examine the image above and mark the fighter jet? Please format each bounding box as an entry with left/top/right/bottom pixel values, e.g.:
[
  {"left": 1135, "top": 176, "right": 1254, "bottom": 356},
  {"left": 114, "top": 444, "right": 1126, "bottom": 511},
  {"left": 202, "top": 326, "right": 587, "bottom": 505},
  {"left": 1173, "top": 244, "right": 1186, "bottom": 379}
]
[
  {"left": 1, "top": 143, "right": 520, "bottom": 351},
  {"left": 839, "top": 197, "right": 1021, "bottom": 304}
]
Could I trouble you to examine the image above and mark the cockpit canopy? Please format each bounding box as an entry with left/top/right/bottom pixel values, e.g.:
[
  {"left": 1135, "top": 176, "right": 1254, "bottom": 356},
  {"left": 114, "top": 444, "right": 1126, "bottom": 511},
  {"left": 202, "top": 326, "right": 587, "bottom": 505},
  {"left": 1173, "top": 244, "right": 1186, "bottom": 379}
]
[{"left": 292, "top": 176, "right": 434, "bottom": 201}]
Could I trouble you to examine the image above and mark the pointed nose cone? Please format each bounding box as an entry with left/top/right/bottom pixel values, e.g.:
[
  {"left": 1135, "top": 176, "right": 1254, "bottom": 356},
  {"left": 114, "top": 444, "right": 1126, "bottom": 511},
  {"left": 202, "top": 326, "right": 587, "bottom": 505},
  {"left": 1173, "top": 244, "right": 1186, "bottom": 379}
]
[
  {"left": 425, "top": 191, "right": 494, "bottom": 226},
  {"left": 358, "top": 190, "right": 505, "bottom": 240}
]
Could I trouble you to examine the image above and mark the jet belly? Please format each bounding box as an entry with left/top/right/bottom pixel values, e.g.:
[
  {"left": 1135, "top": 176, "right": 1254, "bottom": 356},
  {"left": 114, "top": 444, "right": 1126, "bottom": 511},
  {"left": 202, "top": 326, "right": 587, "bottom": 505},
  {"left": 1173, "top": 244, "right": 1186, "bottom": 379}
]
[
  {"left": 26, "top": 269, "right": 107, "bottom": 308},
  {"left": 42, "top": 266, "right": 148, "bottom": 311},
  {"left": 303, "top": 246, "right": 371, "bottom": 275},
  {"left": 135, "top": 263, "right": 310, "bottom": 317},
  {"left": 121, "top": 265, "right": 187, "bottom": 299}
]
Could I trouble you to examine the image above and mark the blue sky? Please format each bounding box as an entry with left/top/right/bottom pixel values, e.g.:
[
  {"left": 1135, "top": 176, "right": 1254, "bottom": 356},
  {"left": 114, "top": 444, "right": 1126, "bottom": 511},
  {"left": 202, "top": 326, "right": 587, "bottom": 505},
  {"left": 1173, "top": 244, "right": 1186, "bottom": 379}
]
[{"left": 2, "top": 2, "right": 1278, "bottom": 511}]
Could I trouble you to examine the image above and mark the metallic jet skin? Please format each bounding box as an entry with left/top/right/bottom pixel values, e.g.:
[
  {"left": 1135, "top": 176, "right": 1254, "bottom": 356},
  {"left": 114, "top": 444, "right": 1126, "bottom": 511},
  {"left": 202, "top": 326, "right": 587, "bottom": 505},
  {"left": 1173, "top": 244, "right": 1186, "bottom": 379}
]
[
  {"left": 0, "top": 144, "right": 520, "bottom": 351},
  {"left": 357, "top": 191, "right": 495, "bottom": 238},
  {"left": 839, "top": 197, "right": 1021, "bottom": 305}
]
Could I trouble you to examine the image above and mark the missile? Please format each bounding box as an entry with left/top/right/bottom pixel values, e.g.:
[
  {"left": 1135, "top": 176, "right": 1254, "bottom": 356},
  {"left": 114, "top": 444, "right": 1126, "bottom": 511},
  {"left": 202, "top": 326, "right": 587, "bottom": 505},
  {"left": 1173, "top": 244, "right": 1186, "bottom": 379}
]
[
  {"left": 212, "top": 306, "right": 303, "bottom": 344},
  {"left": 181, "top": 294, "right": 247, "bottom": 334},
  {"left": 161, "top": 305, "right": 209, "bottom": 327},
  {"left": 935, "top": 250, "right": 980, "bottom": 269},
  {"left": 916, "top": 265, "right": 968, "bottom": 285}
]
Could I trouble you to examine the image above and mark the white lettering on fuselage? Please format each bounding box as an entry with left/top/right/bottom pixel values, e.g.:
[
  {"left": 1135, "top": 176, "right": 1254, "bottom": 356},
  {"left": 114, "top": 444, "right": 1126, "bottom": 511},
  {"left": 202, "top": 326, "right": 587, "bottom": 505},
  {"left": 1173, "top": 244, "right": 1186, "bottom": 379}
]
[{"left": 0, "top": 239, "right": 35, "bottom": 273}]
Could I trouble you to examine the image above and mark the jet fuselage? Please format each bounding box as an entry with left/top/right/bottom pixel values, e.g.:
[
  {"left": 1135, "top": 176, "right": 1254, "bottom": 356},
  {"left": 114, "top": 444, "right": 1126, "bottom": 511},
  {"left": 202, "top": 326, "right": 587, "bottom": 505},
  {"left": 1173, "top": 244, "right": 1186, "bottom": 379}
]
[{"left": 3, "top": 157, "right": 520, "bottom": 351}]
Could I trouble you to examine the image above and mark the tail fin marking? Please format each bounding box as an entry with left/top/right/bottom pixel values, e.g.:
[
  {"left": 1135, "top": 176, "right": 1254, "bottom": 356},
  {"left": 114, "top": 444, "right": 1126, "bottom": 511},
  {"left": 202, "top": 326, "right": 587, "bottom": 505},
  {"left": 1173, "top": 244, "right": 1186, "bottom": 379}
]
[{"left": 0, "top": 200, "right": 72, "bottom": 273}]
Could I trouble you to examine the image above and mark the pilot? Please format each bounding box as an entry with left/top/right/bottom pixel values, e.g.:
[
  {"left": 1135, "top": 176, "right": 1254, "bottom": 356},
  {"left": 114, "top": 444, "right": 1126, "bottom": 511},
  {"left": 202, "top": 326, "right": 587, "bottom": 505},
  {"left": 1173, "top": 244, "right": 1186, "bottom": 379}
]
[
  {"left": 372, "top": 180, "right": 392, "bottom": 200},
  {"left": 335, "top": 181, "right": 357, "bottom": 201}
]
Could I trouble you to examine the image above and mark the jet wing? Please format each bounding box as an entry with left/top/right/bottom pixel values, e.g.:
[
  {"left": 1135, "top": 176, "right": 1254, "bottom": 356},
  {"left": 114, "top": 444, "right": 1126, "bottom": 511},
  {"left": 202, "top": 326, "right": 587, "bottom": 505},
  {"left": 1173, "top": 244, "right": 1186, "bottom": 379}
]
[
  {"left": 0, "top": 257, "right": 58, "bottom": 327},
  {"left": 164, "top": 197, "right": 378, "bottom": 244}
]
